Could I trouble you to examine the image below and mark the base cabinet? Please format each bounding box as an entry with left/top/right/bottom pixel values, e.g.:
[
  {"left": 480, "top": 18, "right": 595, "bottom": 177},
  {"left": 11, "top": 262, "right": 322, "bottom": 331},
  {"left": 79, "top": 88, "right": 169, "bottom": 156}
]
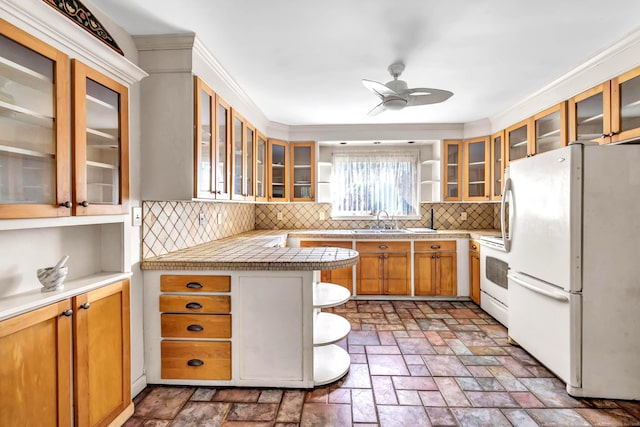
[
  {"left": 0, "top": 279, "right": 131, "bottom": 427},
  {"left": 469, "top": 240, "right": 481, "bottom": 304},
  {"left": 356, "top": 241, "right": 410, "bottom": 295},
  {"left": 300, "top": 240, "right": 353, "bottom": 293},
  {"left": 414, "top": 241, "right": 458, "bottom": 296}
]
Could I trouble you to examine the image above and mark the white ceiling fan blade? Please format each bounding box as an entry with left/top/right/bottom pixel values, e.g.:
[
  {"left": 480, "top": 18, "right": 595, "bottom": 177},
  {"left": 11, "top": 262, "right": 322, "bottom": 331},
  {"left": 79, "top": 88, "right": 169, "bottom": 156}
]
[
  {"left": 367, "top": 102, "right": 387, "bottom": 116},
  {"left": 362, "top": 79, "right": 400, "bottom": 98},
  {"left": 405, "top": 88, "right": 453, "bottom": 106}
]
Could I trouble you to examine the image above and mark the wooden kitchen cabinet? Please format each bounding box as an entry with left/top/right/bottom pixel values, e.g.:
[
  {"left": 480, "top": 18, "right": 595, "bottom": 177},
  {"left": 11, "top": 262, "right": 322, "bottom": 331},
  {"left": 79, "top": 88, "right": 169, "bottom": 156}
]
[
  {"left": 0, "top": 19, "right": 71, "bottom": 218},
  {"left": 414, "top": 240, "right": 457, "bottom": 296},
  {"left": 463, "top": 136, "right": 490, "bottom": 201},
  {"left": 214, "top": 97, "right": 232, "bottom": 199},
  {"left": 300, "top": 240, "right": 354, "bottom": 293},
  {"left": 533, "top": 102, "right": 568, "bottom": 154},
  {"left": 268, "top": 138, "right": 289, "bottom": 201},
  {"left": 231, "top": 111, "right": 251, "bottom": 201},
  {"left": 72, "top": 60, "right": 129, "bottom": 215},
  {"left": 610, "top": 65, "right": 640, "bottom": 143},
  {"left": 505, "top": 119, "right": 533, "bottom": 165},
  {"left": 490, "top": 131, "right": 505, "bottom": 201},
  {"left": 0, "top": 279, "right": 131, "bottom": 427},
  {"left": 290, "top": 141, "right": 315, "bottom": 201},
  {"left": 442, "top": 140, "right": 462, "bottom": 201},
  {"left": 569, "top": 82, "right": 611, "bottom": 144},
  {"left": 255, "top": 132, "right": 268, "bottom": 202},
  {"left": 356, "top": 241, "right": 410, "bottom": 295},
  {"left": 469, "top": 240, "right": 480, "bottom": 304}
]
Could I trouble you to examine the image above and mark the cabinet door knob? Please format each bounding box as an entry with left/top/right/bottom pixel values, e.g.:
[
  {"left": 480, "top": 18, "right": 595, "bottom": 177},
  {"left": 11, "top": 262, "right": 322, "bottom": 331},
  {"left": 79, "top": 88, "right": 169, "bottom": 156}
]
[
  {"left": 432, "top": 255, "right": 436, "bottom": 259},
  {"left": 472, "top": 245, "right": 477, "bottom": 250},
  {"left": 431, "top": 244, "right": 441, "bottom": 249},
  {"left": 60, "top": 201, "right": 72, "bottom": 208},
  {"left": 79, "top": 201, "right": 89, "bottom": 207},
  {"left": 185, "top": 302, "right": 203, "bottom": 310},
  {"left": 61, "top": 309, "right": 73, "bottom": 317},
  {"left": 187, "top": 359, "right": 204, "bottom": 367},
  {"left": 379, "top": 245, "right": 388, "bottom": 250},
  {"left": 79, "top": 302, "right": 90, "bottom": 310},
  {"left": 186, "top": 282, "right": 203, "bottom": 289},
  {"left": 187, "top": 324, "right": 204, "bottom": 332}
]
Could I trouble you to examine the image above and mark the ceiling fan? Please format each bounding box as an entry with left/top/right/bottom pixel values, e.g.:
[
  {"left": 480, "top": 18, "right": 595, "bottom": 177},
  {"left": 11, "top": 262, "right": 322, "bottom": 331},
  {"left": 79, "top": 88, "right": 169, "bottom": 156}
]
[{"left": 362, "top": 62, "right": 453, "bottom": 116}]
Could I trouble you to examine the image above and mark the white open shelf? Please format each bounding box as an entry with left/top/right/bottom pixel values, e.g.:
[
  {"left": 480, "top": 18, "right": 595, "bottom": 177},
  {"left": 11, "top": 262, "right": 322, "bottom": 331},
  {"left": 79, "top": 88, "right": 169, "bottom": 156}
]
[
  {"left": 314, "top": 312, "right": 351, "bottom": 346},
  {"left": 314, "top": 344, "right": 350, "bottom": 386},
  {"left": 313, "top": 282, "right": 351, "bottom": 308}
]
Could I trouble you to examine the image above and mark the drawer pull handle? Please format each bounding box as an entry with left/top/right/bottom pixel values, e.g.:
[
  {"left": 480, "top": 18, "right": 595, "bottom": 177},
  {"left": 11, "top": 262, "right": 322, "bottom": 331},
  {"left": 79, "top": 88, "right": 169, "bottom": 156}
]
[
  {"left": 379, "top": 245, "right": 388, "bottom": 250},
  {"left": 187, "top": 324, "right": 204, "bottom": 332},
  {"left": 186, "top": 282, "right": 203, "bottom": 289},
  {"left": 186, "top": 302, "right": 203, "bottom": 309},
  {"left": 431, "top": 244, "right": 441, "bottom": 249},
  {"left": 187, "top": 359, "right": 204, "bottom": 367}
]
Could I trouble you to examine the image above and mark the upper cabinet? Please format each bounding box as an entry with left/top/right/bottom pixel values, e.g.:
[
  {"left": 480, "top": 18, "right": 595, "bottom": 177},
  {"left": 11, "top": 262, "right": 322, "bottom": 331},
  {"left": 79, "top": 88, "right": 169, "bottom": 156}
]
[
  {"left": 569, "top": 82, "right": 610, "bottom": 144},
  {"left": 290, "top": 141, "right": 315, "bottom": 202},
  {"left": 490, "top": 131, "right": 505, "bottom": 201},
  {"left": 463, "top": 136, "right": 490, "bottom": 201},
  {"left": 215, "top": 97, "right": 232, "bottom": 200},
  {"left": 610, "top": 66, "right": 640, "bottom": 143},
  {"left": 231, "top": 111, "right": 246, "bottom": 201},
  {"left": 0, "top": 20, "right": 70, "bottom": 218},
  {"left": 533, "top": 102, "right": 567, "bottom": 154},
  {"left": 72, "top": 60, "right": 129, "bottom": 215},
  {"left": 505, "top": 119, "right": 532, "bottom": 165},
  {"left": 245, "top": 123, "right": 256, "bottom": 201},
  {"left": 255, "top": 132, "right": 267, "bottom": 202},
  {"left": 268, "top": 138, "right": 288, "bottom": 202},
  {"left": 442, "top": 140, "right": 462, "bottom": 201}
]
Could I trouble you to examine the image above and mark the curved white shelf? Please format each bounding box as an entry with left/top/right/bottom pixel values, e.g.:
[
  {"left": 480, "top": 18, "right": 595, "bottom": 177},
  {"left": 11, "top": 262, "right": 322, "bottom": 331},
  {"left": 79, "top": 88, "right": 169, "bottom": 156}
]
[
  {"left": 314, "top": 312, "right": 351, "bottom": 346},
  {"left": 313, "top": 282, "right": 350, "bottom": 308},
  {"left": 314, "top": 344, "right": 350, "bottom": 386}
]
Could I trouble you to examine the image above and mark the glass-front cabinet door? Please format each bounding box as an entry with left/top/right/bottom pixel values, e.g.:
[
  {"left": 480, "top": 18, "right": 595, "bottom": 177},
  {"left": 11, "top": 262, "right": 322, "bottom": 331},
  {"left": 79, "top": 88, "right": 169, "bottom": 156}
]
[
  {"left": 231, "top": 111, "right": 245, "bottom": 200},
  {"left": 268, "top": 138, "right": 288, "bottom": 202},
  {"left": 245, "top": 123, "right": 255, "bottom": 201},
  {"left": 0, "top": 21, "right": 70, "bottom": 218},
  {"left": 463, "top": 136, "right": 489, "bottom": 201},
  {"left": 490, "top": 131, "right": 505, "bottom": 201},
  {"left": 215, "top": 97, "right": 231, "bottom": 199},
  {"left": 533, "top": 102, "right": 567, "bottom": 154},
  {"left": 194, "top": 76, "right": 214, "bottom": 199},
  {"left": 72, "top": 60, "right": 128, "bottom": 215},
  {"left": 505, "top": 119, "right": 531, "bottom": 165},
  {"left": 255, "top": 132, "right": 267, "bottom": 202},
  {"left": 290, "top": 141, "right": 315, "bottom": 202},
  {"left": 442, "top": 140, "right": 461, "bottom": 201},
  {"left": 569, "top": 83, "right": 610, "bottom": 144},
  {"left": 611, "top": 65, "right": 640, "bottom": 143}
]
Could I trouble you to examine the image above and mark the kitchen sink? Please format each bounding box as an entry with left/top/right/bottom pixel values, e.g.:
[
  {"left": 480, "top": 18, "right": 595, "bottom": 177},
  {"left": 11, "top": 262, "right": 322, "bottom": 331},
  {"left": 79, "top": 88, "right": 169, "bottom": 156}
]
[{"left": 351, "top": 229, "right": 411, "bottom": 234}]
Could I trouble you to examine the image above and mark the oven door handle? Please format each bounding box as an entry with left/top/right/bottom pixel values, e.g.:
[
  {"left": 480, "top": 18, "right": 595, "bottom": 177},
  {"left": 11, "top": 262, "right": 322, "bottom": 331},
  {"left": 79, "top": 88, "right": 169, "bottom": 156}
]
[
  {"left": 508, "top": 273, "right": 569, "bottom": 303},
  {"left": 501, "top": 176, "right": 512, "bottom": 253}
]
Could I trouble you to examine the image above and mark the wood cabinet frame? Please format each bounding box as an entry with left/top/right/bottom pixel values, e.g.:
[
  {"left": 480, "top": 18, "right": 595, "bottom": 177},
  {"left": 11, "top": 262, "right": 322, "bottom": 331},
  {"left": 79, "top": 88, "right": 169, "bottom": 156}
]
[
  {"left": 490, "top": 131, "right": 505, "bottom": 201},
  {"left": 0, "top": 19, "right": 71, "bottom": 218},
  {"left": 244, "top": 121, "right": 256, "bottom": 202},
  {"left": 568, "top": 82, "right": 611, "bottom": 145},
  {"left": 72, "top": 59, "right": 129, "bottom": 215},
  {"left": 230, "top": 110, "right": 246, "bottom": 200},
  {"left": 463, "top": 136, "right": 490, "bottom": 201},
  {"left": 268, "top": 138, "right": 289, "bottom": 202},
  {"left": 532, "top": 101, "right": 568, "bottom": 155},
  {"left": 505, "top": 118, "right": 534, "bottom": 166},
  {"left": 469, "top": 240, "right": 480, "bottom": 305},
  {"left": 214, "top": 96, "right": 232, "bottom": 200},
  {"left": 290, "top": 141, "right": 316, "bottom": 202},
  {"left": 442, "top": 140, "right": 462, "bottom": 201},
  {"left": 255, "top": 131, "right": 268, "bottom": 202},
  {"left": 611, "top": 65, "right": 640, "bottom": 143},
  {"left": 194, "top": 76, "right": 215, "bottom": 199}
]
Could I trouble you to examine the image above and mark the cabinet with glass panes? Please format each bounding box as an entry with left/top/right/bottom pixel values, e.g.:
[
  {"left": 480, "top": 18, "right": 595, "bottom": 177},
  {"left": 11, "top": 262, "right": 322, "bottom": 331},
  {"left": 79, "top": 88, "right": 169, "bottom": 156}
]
[
  {"left": 533, "top": 102, "right": 567, "bottom": 155},
  {"left": 255, "top": 132, "right": 267, "bottom": 202},
  {"left": 290, "top": 141, "right": 315, "bottom": 201},
  {"left": 490, "top": 131, "right": 505, "bottom": 201},
  {"left": 268, "top": 138, "right": 288, "bottom": 201},
  {"left": 463, "top": 136, "right": 490, "bottom": 201},
  {"left": 505, "top": 119, "right": 532, "bottom": 165},
  {"left": 442, "top": 140, "right": 462, "bottom": 201}
]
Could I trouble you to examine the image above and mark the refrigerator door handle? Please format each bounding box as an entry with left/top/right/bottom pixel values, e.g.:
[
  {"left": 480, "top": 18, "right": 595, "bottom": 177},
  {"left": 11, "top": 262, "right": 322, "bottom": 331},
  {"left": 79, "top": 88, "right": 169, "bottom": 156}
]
[
  {"left": 501, "top": 176, "right": 512, "bottom": 252},
  {"left": 508, "top": 273, "right": 569, "bottom": 303}
]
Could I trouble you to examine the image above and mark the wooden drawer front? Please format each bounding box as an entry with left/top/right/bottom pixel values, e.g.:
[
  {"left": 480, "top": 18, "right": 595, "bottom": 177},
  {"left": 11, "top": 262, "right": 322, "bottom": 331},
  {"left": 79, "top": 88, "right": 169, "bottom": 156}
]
[
  {"left": 300, "top": 240, "right": 353, "bottom": 249},
  {"left": 161, "top": 314, "right": 231, "bottom": 338},
  {"left": 160, "top": 275, "right": 230, "bottom": 292},
  {"left": 414, "top": 240, "right": 457, "bottom": 252},
  {"left": 159, "top": 295, "right": 230, "bottom": 313},
  {"left": 469, "top": 240, "right": 480, "bottom": 252},
  {"left": 356, "top": 241, "right": 410, "bottom": 253},
  {"left": 161, "top": 341, "right": 231, "bottom": 380}
]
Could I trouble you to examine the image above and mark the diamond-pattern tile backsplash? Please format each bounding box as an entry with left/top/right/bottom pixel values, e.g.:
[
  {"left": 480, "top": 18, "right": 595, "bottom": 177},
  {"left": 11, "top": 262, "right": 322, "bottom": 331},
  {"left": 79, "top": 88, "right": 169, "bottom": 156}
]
[
  {"left": 142, "top": 201, "right": 255, "bottom": 258},
  {"left": 255, "top": 202, "right": 497, "bottom": 231},
  {"left": 143, "top": 200, "right": 498, "bottom": 259}
]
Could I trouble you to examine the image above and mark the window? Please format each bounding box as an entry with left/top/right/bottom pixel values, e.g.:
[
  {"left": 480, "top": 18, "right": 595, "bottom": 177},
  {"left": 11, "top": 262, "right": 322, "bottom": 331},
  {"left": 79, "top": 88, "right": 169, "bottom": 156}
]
[{"left": 331, "top": 151, "right": 419, "bottom": 218}]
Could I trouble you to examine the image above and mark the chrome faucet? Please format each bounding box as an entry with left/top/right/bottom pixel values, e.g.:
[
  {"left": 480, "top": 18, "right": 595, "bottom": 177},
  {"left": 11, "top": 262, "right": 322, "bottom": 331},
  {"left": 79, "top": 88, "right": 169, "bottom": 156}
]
[{"left": 375, "top": 210, "right": 389, "bottom": 230}]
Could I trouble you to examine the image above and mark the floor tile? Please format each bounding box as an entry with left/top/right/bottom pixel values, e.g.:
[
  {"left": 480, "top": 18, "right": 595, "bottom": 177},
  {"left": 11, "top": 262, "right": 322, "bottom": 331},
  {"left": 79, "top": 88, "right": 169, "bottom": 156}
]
[
  {"left": 396, "top": 389, "right": 422, "bottom": 405},
  {"left": 275, "top": 390, "right": 305, "bottom": 423},
  {"left": 425, "top": 407, "right": 457, "bottom": 426},
  {"left": 134, "top": 387, "right": 194, "bottom": 419},
  {"left": 378, "top": 405, "right": 432, "bottom": 427},
  {"left": 465, "top": 391, "right": 520, "bottom": 408},
  {"left": 434, "top": 377, "right": 472, "bottom": 407},
  {"left": 418, "top": 391, "right": 447, "bottom": 407},
  {"left": 225, "top": 403, "right": 278, "bottom": 422},
  {"left": 212, "top": 389, "right": 261, "bottom": 403},
  {"left": 258, "top": 389, "right": 283, "bottom": 403},
  {"left": 328, "top": 387, "right": 351, "bottom": 404},
  {"left": 510, "top": 391, "right": 546, "bottom": 408},
  {"left": 392, "top": 375, "right": 438, "bottom": 391},
  {"left": 450, "top": 408, "right": 512, "bottom": 426},
  {"left": 396, "top": 337, "right": 436, "bottom": 354},
  {"left": 423, "top": 355, "right": 472, "bottom": 376},
  {"left": 365, "top": 345, "right": 400, "bottom": 354},
  {"left": 348, "top": 330, "right": 381, "bottom": 345},
  {"left": 367, "top": 354, "right": 409, "bottom": 376},
  {"left": 190, "top": 388, "right": 216, "bottom": 401},
  {"left": 576, "top": 408, "right": 640, "bottom": 426},
  {"left": 527, "top": 408, "right": 591, "bottom": 426},
  {"left": 341, "top": 363, "right": 373, "bottom": 388},
  {"left": 371, "top": 376, "right": 398, "bottom": 405},
  {"left": 502, "top": 408, "right": 539, "bottom": 427},
  {"left": 352, "top": 388, "right": 377, "bottom": 423},
  {"left": 519, "top": 378, "right": 586, "bottom": 408},
  {"left": 170, "top": 402, "right": 230, "bottom": 427},
  {"left": 486, "top": 365, "right": 528, "bottom": 391},
  {"left": 300, "top": 403, "right": 352, "bottom": 427}
]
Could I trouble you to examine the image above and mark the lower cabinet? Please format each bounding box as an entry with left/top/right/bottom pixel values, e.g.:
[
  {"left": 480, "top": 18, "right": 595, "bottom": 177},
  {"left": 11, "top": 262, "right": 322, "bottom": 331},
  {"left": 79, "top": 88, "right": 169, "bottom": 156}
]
[
  {"left": 356, "top": 241, "right": 410, "bottom": 295},
  {"left": 414, "top": 241, "right": 458, "bottom": 296},
  {"left": 159, "top": 274, "right": 232, "bottom": 380},
  {"left": 469, "top": 240, "right": 481, "bottom": 304},
  {"left": 300, "top": 240, "right": 353, "bottom": 292},
  {"left": 0, "top": 279, "right": 131, "bottom": 427}
]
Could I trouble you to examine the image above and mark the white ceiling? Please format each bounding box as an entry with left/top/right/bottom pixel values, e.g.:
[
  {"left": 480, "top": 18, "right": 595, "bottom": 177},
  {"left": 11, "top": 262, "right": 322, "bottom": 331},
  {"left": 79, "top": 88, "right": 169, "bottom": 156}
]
[{"left": 91, "top": 0, "right": 640, "bottom": 127}]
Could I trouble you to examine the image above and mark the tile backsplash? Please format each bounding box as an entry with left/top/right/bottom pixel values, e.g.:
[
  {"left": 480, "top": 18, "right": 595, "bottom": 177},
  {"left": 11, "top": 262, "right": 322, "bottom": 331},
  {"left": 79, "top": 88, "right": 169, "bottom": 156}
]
[
  {"left": 143, "top": 201, "right": 255, "bottom": 258},
  {"left": 255, "top": 202, "right": 497, "bottom": 231},
  {"left": 143, "top": 200, "right": 498, "bottom": 259}
]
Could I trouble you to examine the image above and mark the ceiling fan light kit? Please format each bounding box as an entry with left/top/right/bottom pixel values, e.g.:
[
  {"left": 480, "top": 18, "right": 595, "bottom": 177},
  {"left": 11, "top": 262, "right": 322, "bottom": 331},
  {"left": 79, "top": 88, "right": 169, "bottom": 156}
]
[{"left": 362, "top": 62, "right": 453, "bottom": 116}]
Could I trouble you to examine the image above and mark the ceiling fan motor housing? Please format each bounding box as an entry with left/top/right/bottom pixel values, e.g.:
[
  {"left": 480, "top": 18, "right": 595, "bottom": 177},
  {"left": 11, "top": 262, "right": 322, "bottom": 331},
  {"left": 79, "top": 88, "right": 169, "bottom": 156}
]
[{"left": 383, "top": 96, "right": 408, "bottom": 110}]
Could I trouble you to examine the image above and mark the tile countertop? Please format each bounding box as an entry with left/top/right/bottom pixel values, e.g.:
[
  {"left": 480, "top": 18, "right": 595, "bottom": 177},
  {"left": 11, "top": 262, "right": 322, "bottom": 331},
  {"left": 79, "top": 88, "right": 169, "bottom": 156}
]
[{"left": 141, "top": 229, "right": 501, "bottom": 271}]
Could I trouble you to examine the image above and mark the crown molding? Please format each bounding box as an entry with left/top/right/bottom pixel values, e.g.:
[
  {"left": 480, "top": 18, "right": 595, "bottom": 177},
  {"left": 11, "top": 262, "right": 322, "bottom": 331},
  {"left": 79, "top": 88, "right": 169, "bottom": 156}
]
[
  {"left": 133, "top": 33, "right": 196, "bottom": 51},
  {"left": 0, "top": 0, "right": 147, "bottom": 85},
  {"left": 286, "top": 123, "right": 464, "bottom": 142}
]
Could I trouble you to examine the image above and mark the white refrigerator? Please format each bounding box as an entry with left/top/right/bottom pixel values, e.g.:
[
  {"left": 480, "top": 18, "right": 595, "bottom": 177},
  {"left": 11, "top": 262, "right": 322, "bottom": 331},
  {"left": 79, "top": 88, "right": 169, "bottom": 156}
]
[{"left": 506, "top": 142, "right": 640, "bottom": 400}]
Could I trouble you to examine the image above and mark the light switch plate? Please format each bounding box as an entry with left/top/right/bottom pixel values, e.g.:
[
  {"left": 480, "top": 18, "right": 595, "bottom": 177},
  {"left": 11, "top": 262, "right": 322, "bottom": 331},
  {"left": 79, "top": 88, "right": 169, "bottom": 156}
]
[
  {"left": 132, "top": 207, "right": 142, "bottom": 227},
  {"left": 460, "top": 212, "right": 468, "bottom": 220},
  {"left": 319, "top": 212, "right": 325, "bottom": 220}
]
